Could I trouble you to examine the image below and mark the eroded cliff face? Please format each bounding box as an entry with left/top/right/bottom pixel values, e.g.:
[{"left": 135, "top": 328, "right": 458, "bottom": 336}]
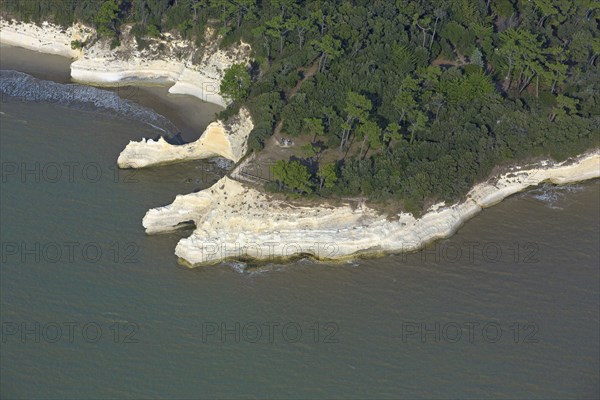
[
  {"left": 117, "top": 107, "right": 254, "bottom": 167},
  {"left": 0, "top": 19, "right": 93, "bottom": 58},
  {"left": 1, "top": 19, "right": 252, "bottom": 107},
  {"left": 142, "top": 152, "right": 600, "bottom": 266},
  {"left": 70, "top": 26, "right": 251, "bottom": 107},
  {"left": 2, "top": 18, "right": 255, "bottom": 164}
]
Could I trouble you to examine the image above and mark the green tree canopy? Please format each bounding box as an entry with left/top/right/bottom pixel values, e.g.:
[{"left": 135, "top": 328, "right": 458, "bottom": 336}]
[
  {"left": 95, "top": 0, "right": 121, "bottom": 38},
  {"left": 220, "top": 63, "right": 251, "bottom": 104},
  {"left": 272, "top": 160, "right": 313, "bottom": 193},
  {"left": 317, "top": 163, "right": 338, "bottom": 190}
]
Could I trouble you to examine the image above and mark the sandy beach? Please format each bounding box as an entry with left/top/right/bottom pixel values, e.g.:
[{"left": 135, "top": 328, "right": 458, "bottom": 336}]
[
  {"left": 0, "top": 42, "right": 223, "bottom": 141},
  {"left": 0, "top": 42, "right": 72, "bottom": 82}
]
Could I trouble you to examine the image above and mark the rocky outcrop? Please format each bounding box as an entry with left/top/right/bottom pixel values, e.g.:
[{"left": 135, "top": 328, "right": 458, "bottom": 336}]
[
  {"left": 117, "top": 107, "right": 253, "bottom": 167},
  {"left": 142, "top": 152, "right": 600, "bottom": 266}
]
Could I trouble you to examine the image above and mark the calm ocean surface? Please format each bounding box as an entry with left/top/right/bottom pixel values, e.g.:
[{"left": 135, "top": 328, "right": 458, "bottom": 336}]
[{"left": 0, "top": 51, "right": 598, "bottom": 399}]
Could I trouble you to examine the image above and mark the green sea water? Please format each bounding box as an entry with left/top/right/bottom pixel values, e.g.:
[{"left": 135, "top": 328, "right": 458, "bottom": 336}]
[{"left": 0, "top": 68, "right": 598, "bottom": 398}]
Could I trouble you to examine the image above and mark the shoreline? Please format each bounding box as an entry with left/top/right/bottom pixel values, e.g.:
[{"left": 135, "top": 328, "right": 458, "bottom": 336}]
[
  {"left": 0, "top": 43, "right": 223, "bottom": 142},
  {"left": 0, "top": 48, "right": 224, "bottom": 142},
  {"left": 0, "top": 42, "right": 72, "bottom": 83},
  {"left": 2, "top": 18, "right": 599, "bottom": 267},
  {"left": 0, "top": 19, "right": 250, "bottom": 107},
  {"left": 143, "top": 152, "right": 599, "bottom": 267},
  {"left": 0, "top": 18, "right": 256, "bottom": 167},
  {"left": 0, "top": 19, "right": 249, "bottom": 141}
]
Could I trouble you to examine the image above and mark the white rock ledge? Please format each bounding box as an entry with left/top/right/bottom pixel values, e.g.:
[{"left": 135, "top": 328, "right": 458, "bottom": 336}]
[
  {"left": 143, "top": 152, "right": 600, "bottom": 267},
  {"left": 1, "top": 19, "right": 251, "bottom": 108},
  {"left": 117, "top": 107, "right": 253, "bottom": 167}
]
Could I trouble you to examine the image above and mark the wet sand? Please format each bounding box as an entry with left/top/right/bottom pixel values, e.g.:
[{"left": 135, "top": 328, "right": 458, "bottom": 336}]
[
  {"left": 0, "top": 43, "right": 72, "bottom": 82},
  {"left": 0, "top": 43, "right": 223, "bottom": 141}
]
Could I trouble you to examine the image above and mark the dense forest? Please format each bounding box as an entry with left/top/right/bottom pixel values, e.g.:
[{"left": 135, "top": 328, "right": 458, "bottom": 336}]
[{"left": 4, "top": 0, "right": 599, "bottom": 211}]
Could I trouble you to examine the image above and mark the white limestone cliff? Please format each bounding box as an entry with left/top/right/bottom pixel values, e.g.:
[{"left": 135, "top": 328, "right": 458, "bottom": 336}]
[
  {"left": 0, "top": 19, "right": 93, "bottom": 58},
  {"left": 1, "top": 19, "right": 251, "bottom": 107},
  {"left": 117, "top": 107, "right": 253, "bottom": 167},
  {"left": 142, "top": 152, "right": 600, "bottom": 266}
]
